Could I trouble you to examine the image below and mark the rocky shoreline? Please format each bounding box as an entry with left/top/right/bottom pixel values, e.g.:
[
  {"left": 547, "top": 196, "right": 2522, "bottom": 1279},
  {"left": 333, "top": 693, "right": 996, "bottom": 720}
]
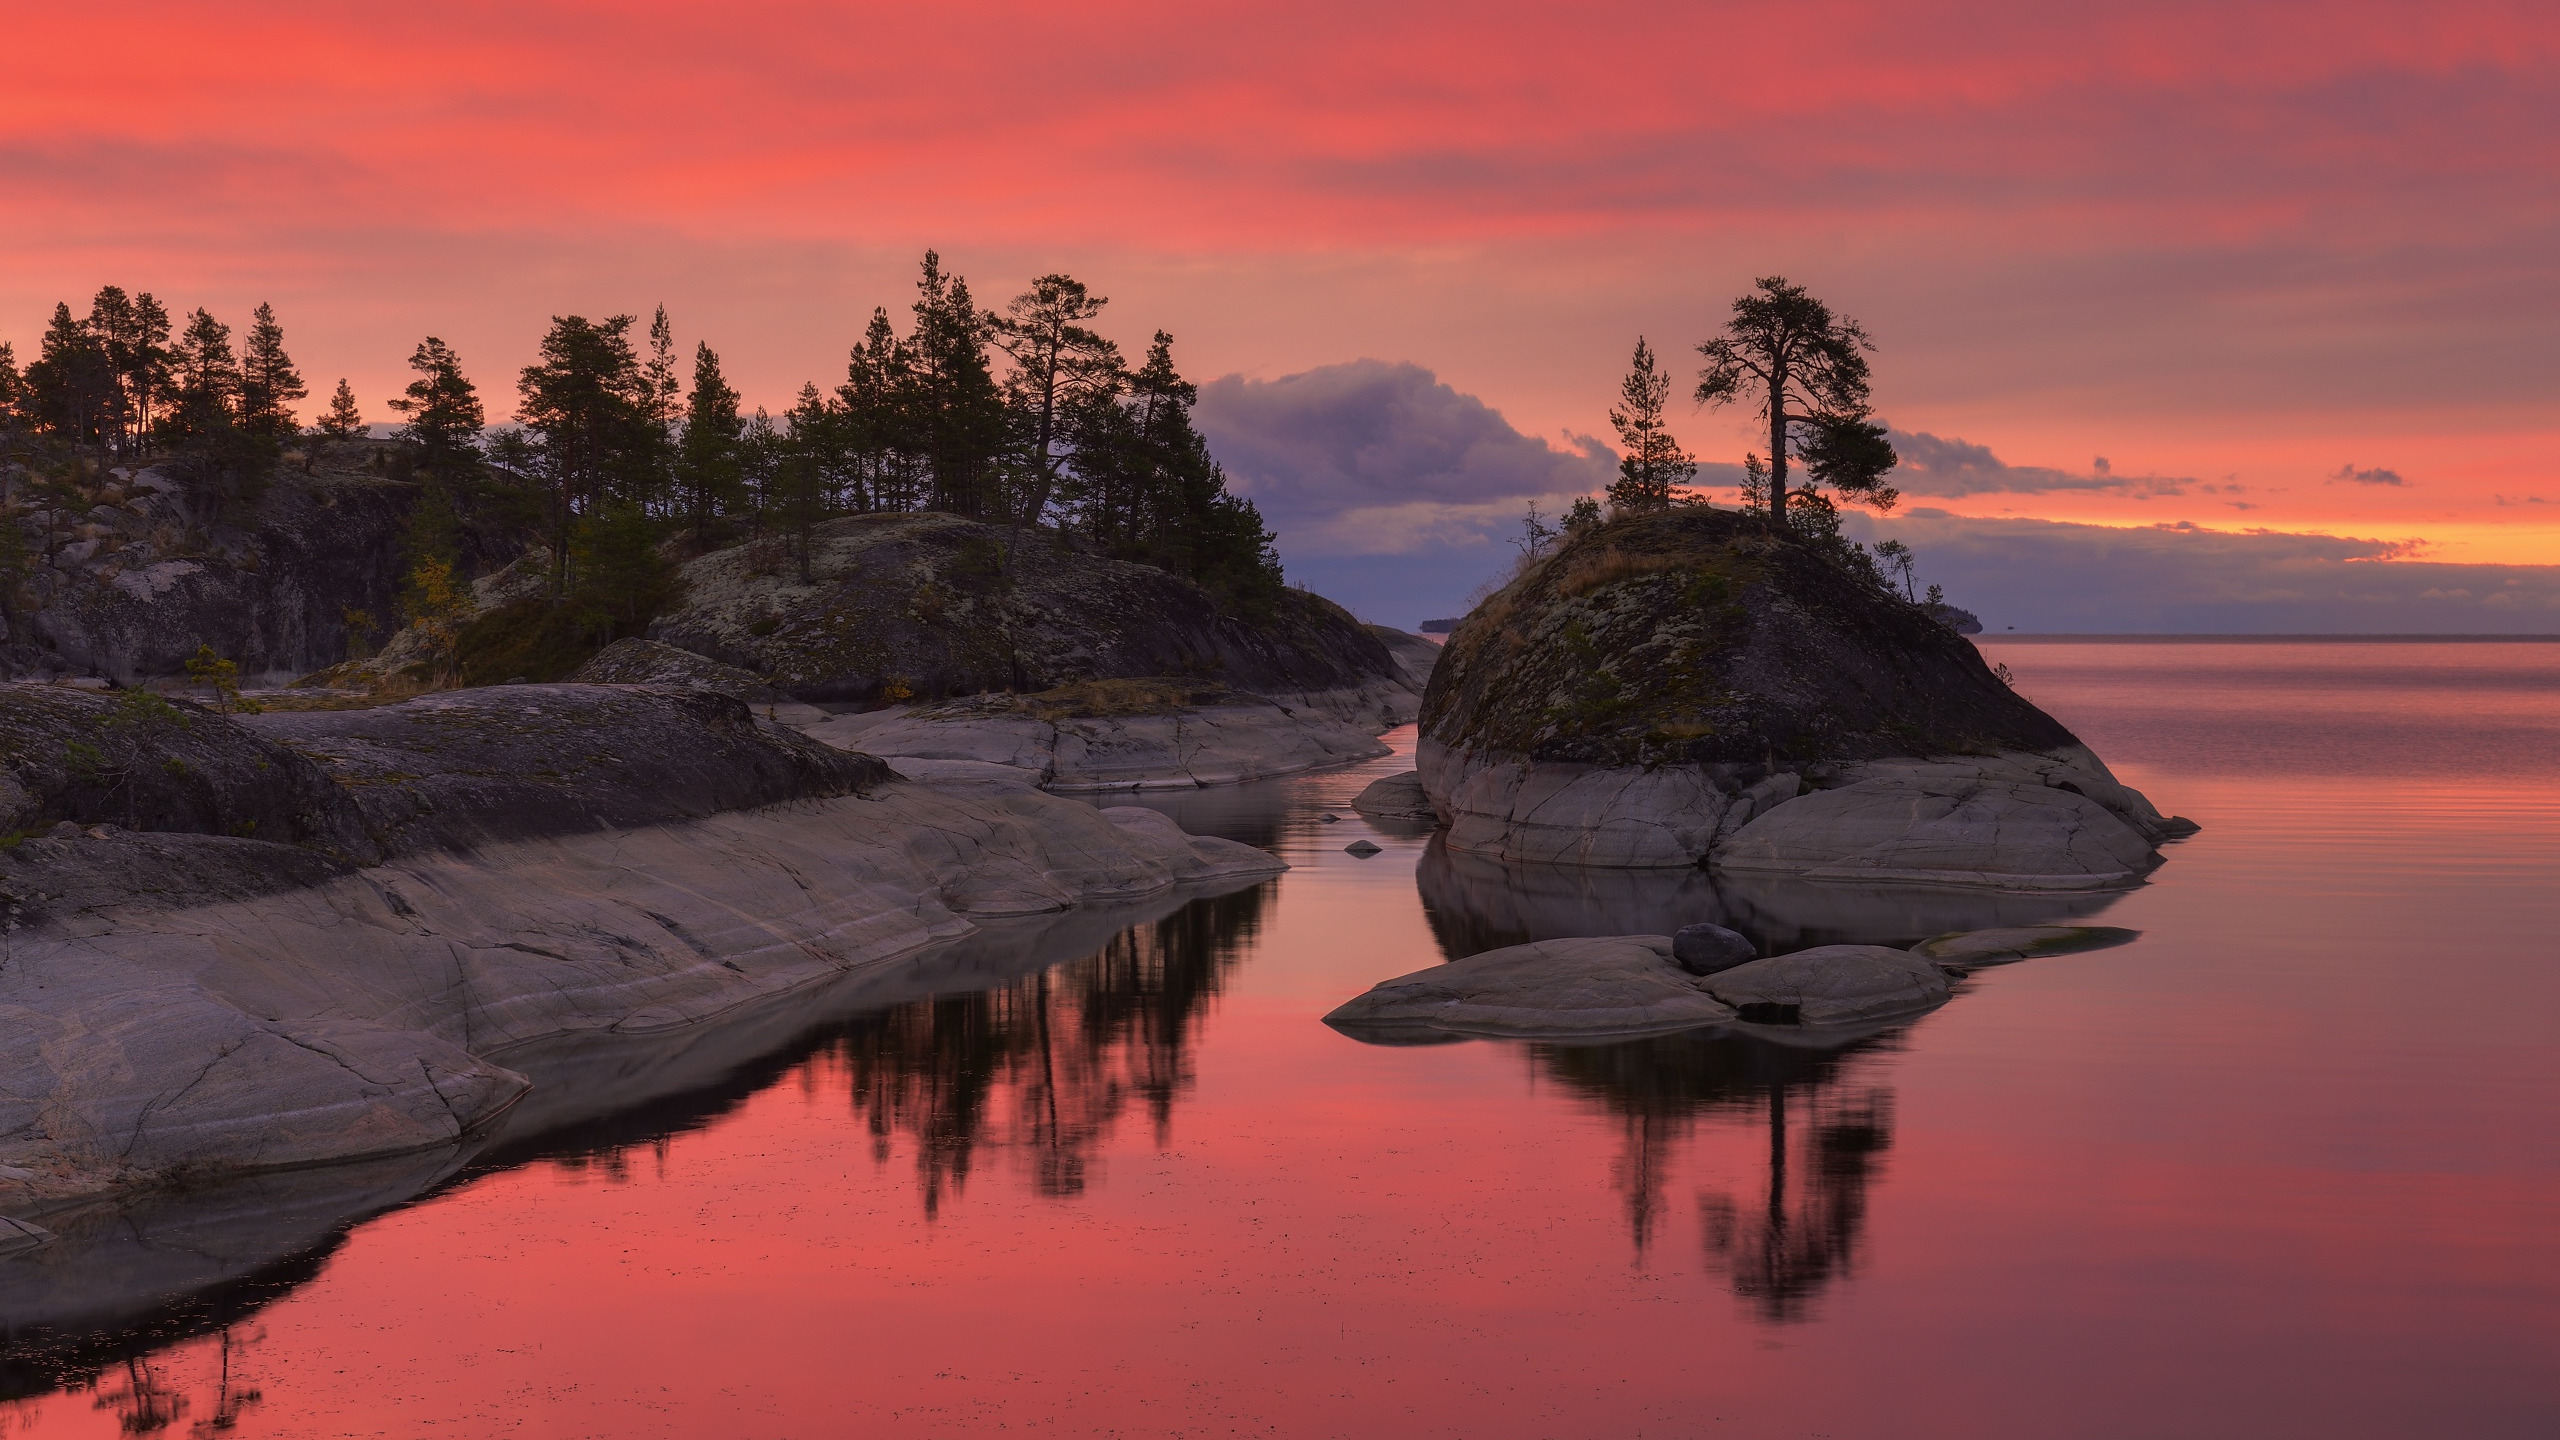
[{"left": 0, "top": 683, "right": 1283, "bottom": 1213}]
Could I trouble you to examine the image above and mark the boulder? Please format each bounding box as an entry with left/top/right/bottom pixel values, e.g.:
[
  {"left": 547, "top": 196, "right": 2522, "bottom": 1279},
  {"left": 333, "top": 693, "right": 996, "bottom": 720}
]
[
  {"left": 1699, "top": 945, "right": 1951, "bottom": 1026},
  {"left": 1350, "top": 770, "right": 1438, "bottom": 821},
  {"left": 1672, "top": 922, "right": 1757, "bottom": 975},
  {"left": 1415, "top": 506, "right": 2191, "bottom": 874},
  {"left": 1324, "top": 936, "right": 1736, "bottom": 1039}
]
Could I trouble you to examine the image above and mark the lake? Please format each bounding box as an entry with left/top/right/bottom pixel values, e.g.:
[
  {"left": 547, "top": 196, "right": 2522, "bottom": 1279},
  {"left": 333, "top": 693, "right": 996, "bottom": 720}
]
[{"left": 4, "top": 640, "right": 2555, "bottom": 1437}]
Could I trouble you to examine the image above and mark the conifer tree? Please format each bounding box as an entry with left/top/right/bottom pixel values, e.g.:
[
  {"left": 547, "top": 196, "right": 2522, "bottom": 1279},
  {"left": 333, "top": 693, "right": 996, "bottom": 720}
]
[
  {"left": 676, "top": 341, "right": 744, "bottom": 542},
  {"left": 1604, "top": 337, "right": 1694, "bottom": 512},
  {"left": 904, "top": 253, "right": 1008, "bottom": 517},
  {"left": 516, "top": 315, "right": 654, "bottom": 592},
  {"left": 837, "top": 307, "right": 912, "bottom": 512},
  {"left": 26, "top": 302, "right": 116, "bottom": 455},
  {"left": 166, "top": 308, "right": 241, "bottom": 439},
  {"left": 81, "top": 287, "right": 154, "bottom": 454},
  {"left": 1695, "top": 277, "right": 1897, "bottom": 524},
  {"left": 387, "top": 338, "right": 485, "bottom": 471},
  {"left": 992, "top": 273, "right": 1121, "bottom": 538},
  {"left": 641, "top": 304, "right": 682, "bottom": 514},
  {"left": 0, "top": 341, "right": 26, "bottom": 450},
  {"left": 317, "top": 379, "right": 365, "bottom": 440},
  {"left": 237, "top": 302, "right": 307, "bottom": 438}
]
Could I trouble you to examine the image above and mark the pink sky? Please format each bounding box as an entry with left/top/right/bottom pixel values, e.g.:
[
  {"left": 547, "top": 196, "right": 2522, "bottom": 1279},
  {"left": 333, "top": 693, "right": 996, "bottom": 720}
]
[{"left": 5, "top": 0, "right": 2555, "bottom": 567}]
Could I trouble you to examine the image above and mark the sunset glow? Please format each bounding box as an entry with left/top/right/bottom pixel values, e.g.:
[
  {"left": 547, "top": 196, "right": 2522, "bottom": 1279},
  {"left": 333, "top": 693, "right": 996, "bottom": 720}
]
[{"left": 6, "top": 0, "right": 2556, "bottom": 612}]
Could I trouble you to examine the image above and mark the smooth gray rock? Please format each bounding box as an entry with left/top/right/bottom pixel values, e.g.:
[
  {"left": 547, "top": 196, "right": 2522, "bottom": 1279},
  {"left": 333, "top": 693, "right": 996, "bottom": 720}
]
[
  {"left": 1914, "top": 924, "right": 2139, "bottom": 967},
  {"left": 1672, "top": 922, "right": 1757, "bottom": 975},
  {"left": 0, "top": 759, "right": 1283, "bottom": 1203},
  {"left": 1343, "top": 840, "right": 1382, "bottom": 857},
  {"left": 1717, "top": 766, "right": 2158, "bottom": 890},
  {"left": 1702, "top": 945, "right": 1952, "bottom": 1026},
  {"left": 802, "top": 691, "right": 1391, "bottom": 793},
  {"left": 1351, "top": 770, "right": 1438, "bottom": 821},
  {"left": 1324, "top": 936, "right": 1735, "bottom": 1039}
]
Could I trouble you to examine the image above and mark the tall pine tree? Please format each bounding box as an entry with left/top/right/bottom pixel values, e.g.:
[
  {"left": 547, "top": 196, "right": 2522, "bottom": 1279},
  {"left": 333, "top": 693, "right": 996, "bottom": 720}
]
[
  {"left": 516, "top": 315, "right": 654, "bottom": 592},
  {"left": 676, "top": 341, "right": 744, "bottom": 542},
  {"left": 992, "top": 273, "right": 1121, "bottom": 538},
  {"left": 904, "top": 253, "right": 1007, "bottom": 518},
  {"left": 237, "top": 302, "right": 307, "bottom": 438}
]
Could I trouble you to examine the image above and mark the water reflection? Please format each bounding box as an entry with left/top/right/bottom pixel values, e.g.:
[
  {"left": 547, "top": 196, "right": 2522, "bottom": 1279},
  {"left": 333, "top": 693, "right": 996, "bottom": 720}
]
[
  {"left": 0, "top": 878, "right": 1275, "bottom": 1404},
  {"left": 842, "top": 883, "right": 1267, "bottom": 1214},
  {"left": 1533, "top": 1028, "right": 1902, "bottom": 1322},
  {"left": 1420, "top": 836, "right": 2131, "bottom": 956}
]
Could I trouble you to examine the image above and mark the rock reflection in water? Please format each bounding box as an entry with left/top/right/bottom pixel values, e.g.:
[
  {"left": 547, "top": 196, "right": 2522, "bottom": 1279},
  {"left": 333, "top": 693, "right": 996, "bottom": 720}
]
[
  {"left": 1532, "top": 1028, "right": 1900, "bottom": 1322},
  {"left": 841, "top": 882, "right": 1268, "bottom": 1214},
  {"left": 1419, "top": 835, "right": 2130, "bottom": 956}
]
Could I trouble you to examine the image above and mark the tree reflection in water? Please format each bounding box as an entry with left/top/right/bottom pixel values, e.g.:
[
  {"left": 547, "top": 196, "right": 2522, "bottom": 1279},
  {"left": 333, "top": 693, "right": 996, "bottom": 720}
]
[
  {"left": 1532, "top": 1029, "right": 1901, "bottom": 1323},
  {"left": 839, "top": 882, "right": 1269, "bottom": 1215}
]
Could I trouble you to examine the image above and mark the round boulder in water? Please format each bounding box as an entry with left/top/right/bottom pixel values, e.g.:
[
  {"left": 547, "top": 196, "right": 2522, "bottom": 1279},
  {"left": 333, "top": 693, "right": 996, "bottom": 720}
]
[
  {"left": 1343, "top": 840, "right": 1383, "bottom": 857},
  {"left": 1671, "top": 922, "right": 1757, "bottom": 976}
]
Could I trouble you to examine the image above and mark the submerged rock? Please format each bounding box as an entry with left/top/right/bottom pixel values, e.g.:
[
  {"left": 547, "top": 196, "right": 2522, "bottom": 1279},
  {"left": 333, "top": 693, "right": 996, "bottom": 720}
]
[
  {"left": 1912, "top": 924, "right": 2138, "bottom": 966},
  {"left": 1415, "top": 507, "right": 2191, "bottom": 877}
]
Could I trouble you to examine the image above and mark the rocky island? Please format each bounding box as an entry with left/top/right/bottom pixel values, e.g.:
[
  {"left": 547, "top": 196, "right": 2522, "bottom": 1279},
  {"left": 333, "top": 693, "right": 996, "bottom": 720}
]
[{"left": 1406, "top": 506, "right": 2194, "bottom": 885}]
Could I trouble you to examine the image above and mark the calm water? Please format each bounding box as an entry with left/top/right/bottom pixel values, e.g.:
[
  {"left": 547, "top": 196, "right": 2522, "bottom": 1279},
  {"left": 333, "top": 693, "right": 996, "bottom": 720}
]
[{"left": 6, "top": 641, "right": 2557, "bottom": 1438}]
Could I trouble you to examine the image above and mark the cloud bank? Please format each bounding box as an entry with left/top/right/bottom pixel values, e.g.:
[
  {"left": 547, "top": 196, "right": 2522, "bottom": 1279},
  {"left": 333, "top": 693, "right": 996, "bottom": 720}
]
[{"left": 1190, "top": 363, "right": 2560, "bottom": 634}]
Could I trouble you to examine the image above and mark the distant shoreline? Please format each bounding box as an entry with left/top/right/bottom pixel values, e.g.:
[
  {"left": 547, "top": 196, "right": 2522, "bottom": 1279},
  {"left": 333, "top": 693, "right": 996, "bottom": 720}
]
[{"left": 1973, "top": 634, "right": 2560, "bottom": 644}]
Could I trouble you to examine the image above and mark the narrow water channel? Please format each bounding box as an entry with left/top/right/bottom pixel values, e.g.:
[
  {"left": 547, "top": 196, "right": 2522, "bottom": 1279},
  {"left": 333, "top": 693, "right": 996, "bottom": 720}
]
[{"left": 5, "top": 641, "right": 2556, "bottom": 1438}]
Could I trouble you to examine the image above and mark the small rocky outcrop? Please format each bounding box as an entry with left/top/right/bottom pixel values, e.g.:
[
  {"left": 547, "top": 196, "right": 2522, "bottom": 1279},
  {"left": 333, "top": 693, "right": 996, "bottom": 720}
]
[
  {"left": 1417, "top": 508, "right": 2191, "bottom": 879},
  {"left": 1351, "top": 771, "right": 1438, "bottom": 821},
  {"left": 1325, "top": 921, "right": 2129, "bottom": 1042},
  {"left": 569, "top": 636, "right": 784, "bottom": 698},
  {"left": 649, "top": 511, "right": 1405, "bottom": 707}
]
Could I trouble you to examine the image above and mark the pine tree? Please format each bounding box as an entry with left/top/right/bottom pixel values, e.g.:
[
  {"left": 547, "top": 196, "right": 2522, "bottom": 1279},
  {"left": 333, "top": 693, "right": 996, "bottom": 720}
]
[
  {"left": 904, "top": 253, "right": 1008, "bottom": 518},
  {"left": 82, "top": 287, "right": 145, "bottom": 454},
  {"left": 1604, "top": 338, "right": 1694, "bottom": 512},
  {"left": 992, "top": 273, "right": 1121, "bottom": 538},
  {"left": 516, "top": 315, "right": 653, "bottom": 593},
  {"left": 838, "top": 307, "right": 912, "bottom": 512},
  {"left": 640, "top": 304, "right": 682, "bottom": 515},
  {"left": 0, "top": 341, "right": 26, "bottom": 448},
  {"left": 25, "top": 302, "right": 116, "bottom": 455},
  {"left": 317, "top": 378, "right": 365, "bottom": 440},
  {"left": 166, "top": 308, "right": 241, "bottom": 439},
  {"left": 237, "top": 302, "right": 308, "bottom": 438},
  {"left": 676, "top": 341, "right": 744, "bottom": 542},
  {"left": 387, "top": 338, "right": 485, "bottom": 470},
  {"left": 1695, "top": 277, "right": 1898, "bottom": 524}
]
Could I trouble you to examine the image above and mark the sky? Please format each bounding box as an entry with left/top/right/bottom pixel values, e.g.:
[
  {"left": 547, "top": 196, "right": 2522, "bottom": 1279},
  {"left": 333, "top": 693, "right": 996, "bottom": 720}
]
[{"left": 4, "top": 0, "right": 2556, "bottom": 630}]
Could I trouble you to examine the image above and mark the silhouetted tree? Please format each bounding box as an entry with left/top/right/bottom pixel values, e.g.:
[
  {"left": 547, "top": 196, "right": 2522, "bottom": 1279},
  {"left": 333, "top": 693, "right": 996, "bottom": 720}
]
[
  {"left": 164, "top": 307, "right": 241, "bottom": 439},
  {"left": 993, "top": 273, "right": 1121, "bottom": 539},
  {"left": 25, "top": 302, "right": 116, "bottom": 456},
  {"left": 1606, "top": 336, "right": 1695, "bottom": 512},
  {"left": 237, "top": 302, "right": 307, "bottom": 438},
  {"left": 516, "top": 314, "right": 654, "bottom": 592},
  {"left": 676, "top": 341, "right": 743, "bottom": 542},
  {"left": 904, "top": 253, "right": 1008, "bottom": 517},
  {"left": 315, "top": 378, "right": 365, "bottom": 440},
  {"left": 1695, "top": 277, "right": 1897, "bottom": 525}
]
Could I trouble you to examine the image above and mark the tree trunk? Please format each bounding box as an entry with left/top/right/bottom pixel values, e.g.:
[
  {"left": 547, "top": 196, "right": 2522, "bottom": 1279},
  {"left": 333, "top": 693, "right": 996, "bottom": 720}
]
[{"left": 1768, "top": 359, "right": 1790, "bottom": 523}]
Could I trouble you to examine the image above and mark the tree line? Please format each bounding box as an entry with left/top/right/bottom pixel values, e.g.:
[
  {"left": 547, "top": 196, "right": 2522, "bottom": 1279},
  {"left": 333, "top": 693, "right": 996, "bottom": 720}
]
[{"left": 0, "top": 253, "right": 1286, "bottom": 658}]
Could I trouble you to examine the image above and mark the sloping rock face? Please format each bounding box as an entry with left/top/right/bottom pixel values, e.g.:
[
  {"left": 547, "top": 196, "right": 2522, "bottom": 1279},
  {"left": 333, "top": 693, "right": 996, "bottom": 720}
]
[
  {"left": 0, "top": 683, "right": 376, "bottom": 858},
  {"left": 243, "top": 685, "right": 884, "bottom": 856},
  {"left": 569, "top": 636, "right": 785, "bottom": 699},
  {"left": 11, "top": 460, "right": 440, "bottom": 683},
  {"left": 802, "top": 687, "right": 1390, "bottom": 791},
  {"left": 1417, "top": 508, "right": 2188, "bottom": 878},
  {"left": 649, "top": 511, "right": 1405, "bottom": 707},
  {"left": 1365, "top": 624, "right": 1444, "bottom": 693}
]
